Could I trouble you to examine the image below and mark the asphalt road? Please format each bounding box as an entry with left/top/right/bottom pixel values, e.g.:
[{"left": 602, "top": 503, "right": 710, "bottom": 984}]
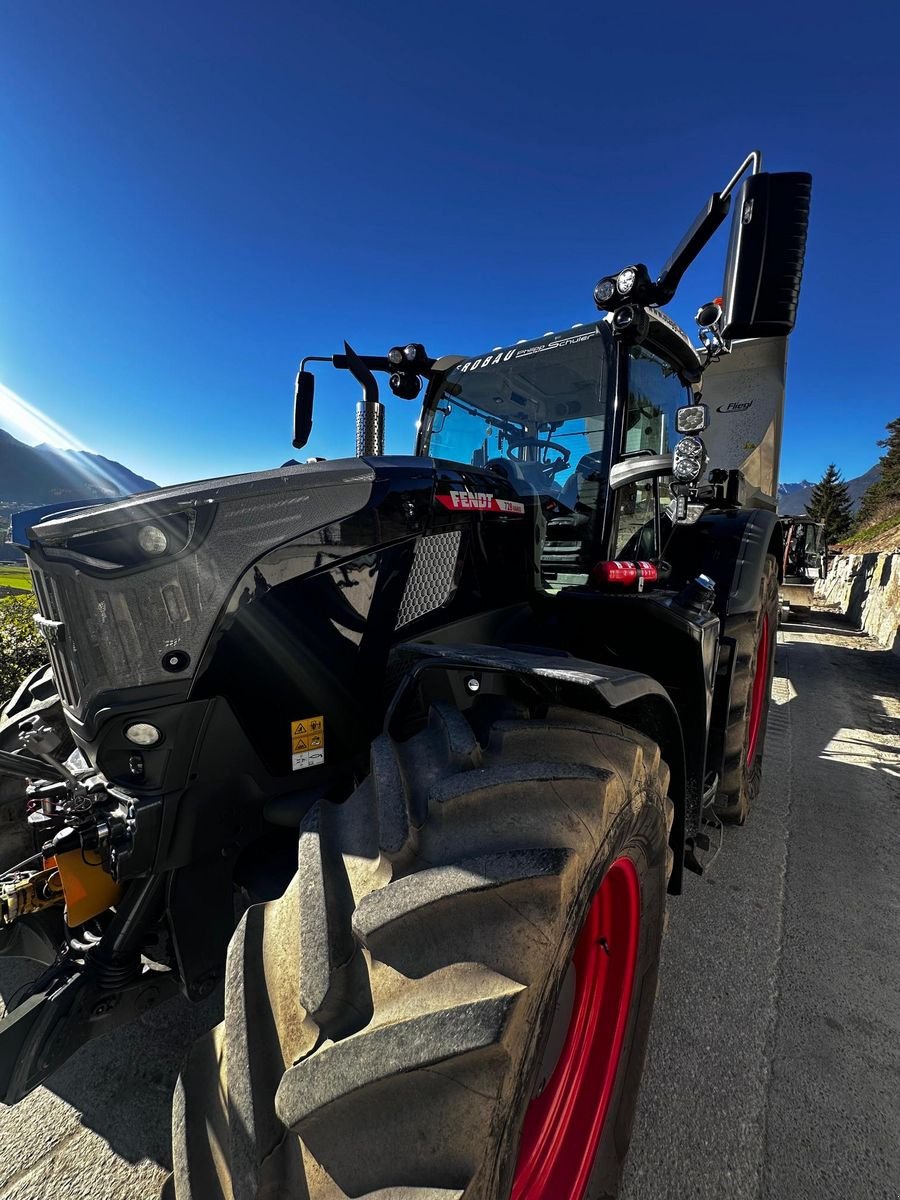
[
  {"left": 623, "top": 612, "right": 900, "bottom": 1200},
  {"left": 0, "top": 610, "right": 898, "bottom": 1199}
]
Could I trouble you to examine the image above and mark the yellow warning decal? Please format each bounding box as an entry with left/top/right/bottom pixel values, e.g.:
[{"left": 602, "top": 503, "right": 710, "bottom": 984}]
[{"left": 291, "top": 717, "right": 325, "bottom": 770}]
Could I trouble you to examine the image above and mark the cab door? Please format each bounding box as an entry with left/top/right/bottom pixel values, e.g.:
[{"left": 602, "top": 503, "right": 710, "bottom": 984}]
[{"left": 609, "top": 342, "right": 690, "bottom": 561}]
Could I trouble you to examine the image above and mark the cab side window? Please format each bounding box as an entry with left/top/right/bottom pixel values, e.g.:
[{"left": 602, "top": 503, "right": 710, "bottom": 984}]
[
  {"left": 612, "top": 345, "right": 690, "bottom": 559},
  {"left": 623, "top": 345, "right": 689, "bottom": 456},
  {"left": 612, "top": 479, "right": 658, "bottom": 559}
]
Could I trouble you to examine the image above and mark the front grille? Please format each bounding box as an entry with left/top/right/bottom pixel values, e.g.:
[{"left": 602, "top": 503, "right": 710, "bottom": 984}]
[{"left": 396, "top": 532, "right": 462, "bottom": 629}]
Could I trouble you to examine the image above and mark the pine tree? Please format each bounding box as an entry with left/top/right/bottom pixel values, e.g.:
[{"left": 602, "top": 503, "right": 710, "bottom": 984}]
[
  {"left": 805, "top": 463, "right": 853, "bottom": 543},
  {"left": 855, "top": 417, "right": 900, "bottom": 529}
]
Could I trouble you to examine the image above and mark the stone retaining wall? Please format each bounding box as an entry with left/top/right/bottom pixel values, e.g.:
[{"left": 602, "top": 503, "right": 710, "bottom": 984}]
[{"left": 815, "top": 552, "right": 900, "bottom": 655}]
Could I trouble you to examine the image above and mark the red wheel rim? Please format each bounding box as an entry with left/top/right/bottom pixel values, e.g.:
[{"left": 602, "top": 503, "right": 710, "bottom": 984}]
[
  {"left": 746, "top": 612, "right": 770, "bottom": 765},
  {"left": 510, "top": 856, "right": 641, "bottom": 1200}
]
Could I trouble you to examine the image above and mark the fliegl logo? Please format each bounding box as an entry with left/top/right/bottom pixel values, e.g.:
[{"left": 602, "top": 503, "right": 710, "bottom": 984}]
[
  {"left": 437, "top": 490, "right": 525, "bottom": 515},
  {"left": 716, "top": 400, "right": 753, "bottom": 414}
]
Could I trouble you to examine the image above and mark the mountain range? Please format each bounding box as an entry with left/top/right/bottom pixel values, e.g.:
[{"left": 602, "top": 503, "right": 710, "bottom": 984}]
[
  {"left": 1, "top": 427, "right": 157, "bottom": 505},
  {"left": 777, "top": 465, "right": 881, "bottom": 516},
  {"left": 1, "top": 427, "right": 158, "bottom": 561}
]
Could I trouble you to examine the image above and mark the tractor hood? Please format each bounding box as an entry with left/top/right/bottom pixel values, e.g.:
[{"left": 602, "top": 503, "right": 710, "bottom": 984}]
[{"left": 22, "top": 459, "right": 376, "bottom": 718}]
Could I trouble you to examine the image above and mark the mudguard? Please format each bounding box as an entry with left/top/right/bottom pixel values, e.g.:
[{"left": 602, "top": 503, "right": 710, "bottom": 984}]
[
  {"left": 672, "top": 507, "right": 781, "bottom": 619},
  {"left": 387, "top": 641, "right": 687, "bottom": 892}
]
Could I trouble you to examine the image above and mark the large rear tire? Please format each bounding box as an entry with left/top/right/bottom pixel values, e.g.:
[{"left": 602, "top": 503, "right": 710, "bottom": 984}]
[
  {"left": 173, "top": 704, "right": 672, "bottom": 1200},
  {"left": 714, "top": 553, "right": 779, "bottom": 824}
]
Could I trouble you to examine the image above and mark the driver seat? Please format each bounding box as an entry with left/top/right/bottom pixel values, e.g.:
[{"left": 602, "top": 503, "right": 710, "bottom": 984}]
[
  {"left": 558, "top": 453, "right": 604, "bottom": 512},
  {"left": 484, "top": 458, "right": 550, "bottom": 497}
]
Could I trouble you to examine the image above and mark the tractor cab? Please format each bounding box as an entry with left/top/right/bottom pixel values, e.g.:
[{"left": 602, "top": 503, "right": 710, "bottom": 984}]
[
  {"left": 417, "top": 325, "right": 611, "bottom": 506},
  {"left": 294, "top": 155, "right": 810, "bottom": 599},
  {"left": 416, "top": 313, "right": 699, "bottom": 589}
]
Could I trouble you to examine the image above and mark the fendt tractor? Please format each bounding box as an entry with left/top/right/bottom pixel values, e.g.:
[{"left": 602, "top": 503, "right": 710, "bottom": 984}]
[
  {"left": 778, "top": 515, "right": 827, "bottom": 617},
  {"left": 0, "top": 152, "right": 810, "bottom": 1199}
]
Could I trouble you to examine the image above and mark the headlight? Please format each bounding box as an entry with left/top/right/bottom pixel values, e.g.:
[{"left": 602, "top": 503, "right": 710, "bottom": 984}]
[
  {"left": 616, "top": 267, "right": 637, "bottom": 295},
  {"left": 594, "top": 278, "right": 615, "bottom": 305},
  {"left": 124, "top": 722, "right": 162, "bottom": 746},
  {"left": 613, "top": 304, "right": 637, "bottom": 330},
  {"left": 39, "top": 507, "right": 205, "bottom": 572},
  {"left": 388, "top": 347, "right": 404, "bottom": 364},
  {"left": 675, "top": 404, "right": 710, "bottom": 434},
  {"left": 137, "top": 525, "right": 168, "bottom": 555},
  {"left": 673, "top": 436, "right": 708, "bottom": 482}
]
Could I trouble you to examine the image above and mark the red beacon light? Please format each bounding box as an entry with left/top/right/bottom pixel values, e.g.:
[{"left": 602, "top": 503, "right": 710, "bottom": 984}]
[{"left": 592, "top": 560, "right": 659, "bottom": 590}]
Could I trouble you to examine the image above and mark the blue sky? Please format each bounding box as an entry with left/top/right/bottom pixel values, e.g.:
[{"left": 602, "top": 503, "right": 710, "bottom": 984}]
[{"left": 1, "top": 2, "right": 898, "bottom": 487}]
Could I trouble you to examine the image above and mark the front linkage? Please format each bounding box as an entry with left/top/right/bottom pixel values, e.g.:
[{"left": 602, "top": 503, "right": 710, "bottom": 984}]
[{"left": 0, "top": 712, "right": 175, "bottom": 1102}]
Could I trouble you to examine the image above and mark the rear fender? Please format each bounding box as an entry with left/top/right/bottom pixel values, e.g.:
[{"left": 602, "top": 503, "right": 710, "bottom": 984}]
[
  {"left": 676, "top": 507, "right": 781, "bottom": 618},
  {"left": 687, "top": 509, "right": 781, "bottom": 808},
  {"left": 387, "top": 642, "right": 686, "bottom": 893}
]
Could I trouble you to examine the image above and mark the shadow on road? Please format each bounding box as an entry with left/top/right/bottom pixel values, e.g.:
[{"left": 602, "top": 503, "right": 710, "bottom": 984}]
[
  {"left": 0, "top": 958, "right": 220, "bottom": 1175},
  {"left": 624, "top": 616, "right": 900, "bottom": 1200},
  {"left": 776, "top": 640, "right": 899, "bottom": 768}
]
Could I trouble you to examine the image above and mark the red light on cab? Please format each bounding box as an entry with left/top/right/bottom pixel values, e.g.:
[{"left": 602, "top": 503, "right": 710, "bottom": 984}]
[{"left": 592, "top": 560, "right": 659, "bottom": 588}]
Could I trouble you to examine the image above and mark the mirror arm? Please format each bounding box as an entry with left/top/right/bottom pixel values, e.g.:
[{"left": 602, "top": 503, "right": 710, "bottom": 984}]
[
  {"left": 332, "top": 352, "right": 393, "bottom": 374},
  {"left": 719, "top": 149, "right": 763, "bottom": 201},
  {"left": 653, "top": 150, "right": 763, "bottom": 306},
  {"left": 654, "top": 194, "right": 731, "bottom": 305}
]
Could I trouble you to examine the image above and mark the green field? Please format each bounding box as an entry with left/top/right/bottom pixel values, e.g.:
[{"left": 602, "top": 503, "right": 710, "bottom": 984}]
[{"left": 0, "top": 566, "right": 33, "bottom": 591}]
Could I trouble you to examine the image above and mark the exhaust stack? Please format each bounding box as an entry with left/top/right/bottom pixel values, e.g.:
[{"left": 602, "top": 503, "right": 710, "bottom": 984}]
[
  {"left": 356, "top": 398, "right": 384, "bottom": 456},
  {"left": 343, "top": 341, "right": 384, "bottom": 456}
]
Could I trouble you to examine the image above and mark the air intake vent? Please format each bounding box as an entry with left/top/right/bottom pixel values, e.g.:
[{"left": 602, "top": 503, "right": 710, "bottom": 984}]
[{"left": 396, "top": 532, "right": 462, "bottom": 629}]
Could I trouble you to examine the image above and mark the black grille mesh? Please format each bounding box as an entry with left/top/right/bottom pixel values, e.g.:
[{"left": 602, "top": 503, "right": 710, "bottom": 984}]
[{"left": 395, "top": 531, "right": 461, "bottom": 628}]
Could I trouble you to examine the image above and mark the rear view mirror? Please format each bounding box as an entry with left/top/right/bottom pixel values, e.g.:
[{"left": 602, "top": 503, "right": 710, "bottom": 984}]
[
  {"left": 293, "top": 369, "right": 315, "bottom": 448},
  {"left": 721, "top": 171, "right": 812, "bottom": 340}
]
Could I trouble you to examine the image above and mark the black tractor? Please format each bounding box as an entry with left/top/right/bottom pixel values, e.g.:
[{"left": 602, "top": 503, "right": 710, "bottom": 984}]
[{"left": 0, "top": 152, "right": 810, "bottom": 1199}]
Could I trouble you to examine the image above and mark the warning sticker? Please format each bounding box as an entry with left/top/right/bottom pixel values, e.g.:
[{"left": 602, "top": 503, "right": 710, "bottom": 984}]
[{"left": 291, "top": 717, "right": 325, "bottom": 770}]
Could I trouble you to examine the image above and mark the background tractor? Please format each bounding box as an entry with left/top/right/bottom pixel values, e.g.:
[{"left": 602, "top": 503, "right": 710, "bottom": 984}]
[
  {"left": 778, "top": 515, "right": 827, "bottom": 618},
  {"left": 0, "top": 152, "right": 810, "bottom": 1199}
]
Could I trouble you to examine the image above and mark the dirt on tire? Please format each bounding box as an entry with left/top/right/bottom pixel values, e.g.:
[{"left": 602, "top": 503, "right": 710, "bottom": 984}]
[{"left": 173, "top": 704, "right": 673, "bottom": 1200}]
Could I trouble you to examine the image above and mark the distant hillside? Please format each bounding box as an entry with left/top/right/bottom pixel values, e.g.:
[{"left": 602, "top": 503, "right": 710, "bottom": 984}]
[
  {"left": 777, "top": 465, "right": 881, "bottom": 516},
  {"left": 1, "top": 427, "right": 158, "bottom": 562},
  {"left": 777, "top": 479, "right": 815, "bottom": 504},
  {"left": 0, "top": 428, "right": 157, "bottom": 505}
]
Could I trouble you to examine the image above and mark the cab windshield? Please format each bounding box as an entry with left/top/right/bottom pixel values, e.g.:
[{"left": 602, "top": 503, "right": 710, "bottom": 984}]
[{"left": 419, "top": 324, "right": 611, "bottom": 503}]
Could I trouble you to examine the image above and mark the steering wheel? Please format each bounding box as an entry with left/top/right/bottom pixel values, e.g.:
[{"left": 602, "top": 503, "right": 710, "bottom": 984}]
[{"left": 505, "top": 437, "right": 571, "bottom": 478}]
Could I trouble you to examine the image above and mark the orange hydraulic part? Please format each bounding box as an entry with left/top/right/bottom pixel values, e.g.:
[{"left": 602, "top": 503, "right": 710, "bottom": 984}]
[{"left": 52, "top": 849, "right": 123, "bottom": 927}]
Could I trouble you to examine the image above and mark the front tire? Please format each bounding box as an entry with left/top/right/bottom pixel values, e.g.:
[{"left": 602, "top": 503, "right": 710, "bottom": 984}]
[{"left": 174, "top": 704, "right": 672, "bottom": 1200}]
